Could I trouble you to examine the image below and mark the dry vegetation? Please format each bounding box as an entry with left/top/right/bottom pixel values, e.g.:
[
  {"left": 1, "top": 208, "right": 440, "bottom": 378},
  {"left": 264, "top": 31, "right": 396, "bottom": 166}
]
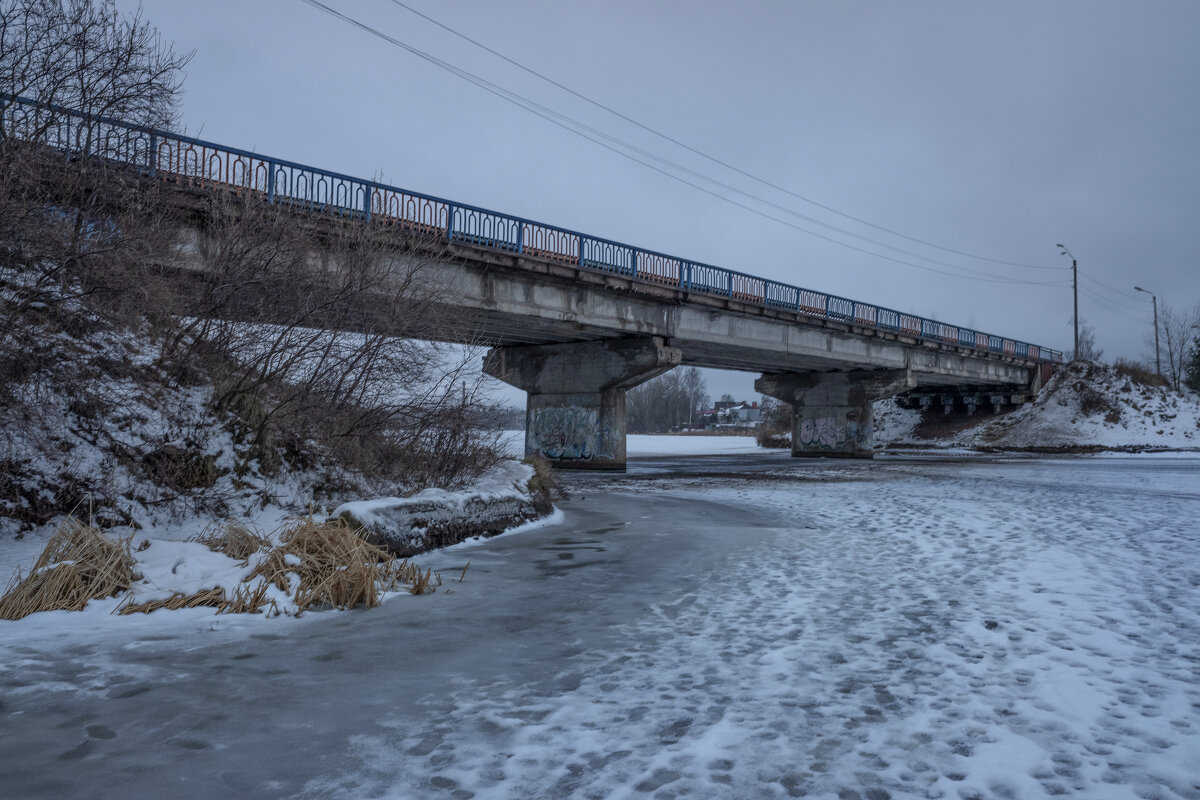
[
  {"left": 1113, "top": 358, "right": 1169, "bottom": 388},
  {"left": 0, "top": 515, "right": 445, "bottom": 620},
  {"left": 755, "top": 396, "right": 792, "bottom": 449},
  {"left": 190, "top": 520, "right": 269, "bottom": 562},
  {"left": 0, "top": 518, "right": 137, "bottom": 620},
  {"left": 1, "top": 1, "right": 506, "bottom": 533}
]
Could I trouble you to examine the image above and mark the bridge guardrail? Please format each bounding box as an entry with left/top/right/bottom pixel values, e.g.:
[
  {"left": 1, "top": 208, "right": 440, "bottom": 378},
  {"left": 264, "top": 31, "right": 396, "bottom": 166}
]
[{"left": 0, "top": 93, "right": 1063, "bottom": 365}]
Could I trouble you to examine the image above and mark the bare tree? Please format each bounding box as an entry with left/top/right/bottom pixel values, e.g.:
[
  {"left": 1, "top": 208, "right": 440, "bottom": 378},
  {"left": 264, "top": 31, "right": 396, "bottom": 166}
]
[
  {"left": 1, "top": 0, "right": 189, "bottom": 412},
  {"left": 1153, "top": 301, "right": 1200, "bottom": 391},
  {"left": 1, "top": 0, "right": 190, "bottom": 132},
  {"left": 1070, "top": 317, "right": 1104, "bottom": 362},
  {"left": 626, "top": 367, "right": 709, "bottom": 433},
  {"left": 0, "top": 0, "right": 190, "bottom": 311},
  {"left": 1185, "top": 331, "right": 1200, "bottom": 393}
]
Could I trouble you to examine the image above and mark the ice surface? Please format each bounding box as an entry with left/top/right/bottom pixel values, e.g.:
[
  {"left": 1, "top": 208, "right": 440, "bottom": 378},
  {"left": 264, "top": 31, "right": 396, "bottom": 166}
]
[{"left": 2, "top": 455, "right": 1198, "bottom": 799}]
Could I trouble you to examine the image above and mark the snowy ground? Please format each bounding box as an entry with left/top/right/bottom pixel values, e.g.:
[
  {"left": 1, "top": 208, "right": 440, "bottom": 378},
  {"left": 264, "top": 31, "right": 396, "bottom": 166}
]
[
  {"left": 2, "top": 453, "right": 1197, "bottom": 799},
  {"left": 877, "top": 363, "right": 1200, "bottom": 453}
]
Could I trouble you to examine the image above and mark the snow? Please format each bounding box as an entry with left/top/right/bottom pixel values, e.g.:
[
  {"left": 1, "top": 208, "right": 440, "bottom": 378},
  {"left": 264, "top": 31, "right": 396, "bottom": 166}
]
[
  {"left": 331, "top": 459, "right": 535, "bottom": 525},
  {"left": 882, "top": 362, "right": 1200, "bottom": 452},
  {"left": 122, "top": 540, "right": 249, "bottom": 606},
  {"left": 2, "top": 455, "right": 1197, "bottom": 799}
]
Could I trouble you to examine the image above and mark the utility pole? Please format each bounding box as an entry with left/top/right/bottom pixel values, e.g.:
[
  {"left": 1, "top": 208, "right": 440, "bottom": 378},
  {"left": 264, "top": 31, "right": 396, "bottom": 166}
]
[
  {"left": 1134, "top": 286, "right": 1161, "bottom": 377},
  {"left": 1057, "top": 244, "right": 1078, "bottom": 359}
]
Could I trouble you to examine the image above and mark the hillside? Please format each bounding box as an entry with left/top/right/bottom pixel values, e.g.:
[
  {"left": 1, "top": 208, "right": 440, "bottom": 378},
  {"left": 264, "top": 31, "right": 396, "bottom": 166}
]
[{"left": 876, "top": 361, "right": 1200, "bottom": 453}]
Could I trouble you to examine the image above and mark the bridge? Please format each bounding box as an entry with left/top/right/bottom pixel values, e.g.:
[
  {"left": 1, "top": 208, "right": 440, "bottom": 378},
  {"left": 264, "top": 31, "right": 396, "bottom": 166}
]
[{"left": 2, "top": 95, "right": 1062, "bottom": 470}]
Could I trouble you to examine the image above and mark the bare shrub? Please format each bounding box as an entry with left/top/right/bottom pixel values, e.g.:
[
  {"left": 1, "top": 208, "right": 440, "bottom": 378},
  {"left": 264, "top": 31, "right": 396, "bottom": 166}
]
[
  {"left": 159, "top": 193, "right": 505, "bottom": 488},
  {"left": 755, "top": 395, "right": 792, "bottom": 448},
  {"left": 1077, "top": 385, "right": 1120, "bottom": 423}
]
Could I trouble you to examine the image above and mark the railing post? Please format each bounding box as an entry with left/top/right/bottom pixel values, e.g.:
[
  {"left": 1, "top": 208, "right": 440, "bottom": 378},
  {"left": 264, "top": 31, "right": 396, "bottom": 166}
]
[
  {"left": 267, "top": 162, "right": 275, "bottom": 203},
  {"left": 727, "top": 271, "right": 733, "bottom": 297},
  {"left": 446, "top": 203, "right": 455, "bottom": 240},
  {"left": 684, "top": 263, "right": 692, "bottom": 290},
  {"left": 364, "top": 184, "right": 372, "bottom": 222},
  {"left": 516, "top": 222, "right": 524, "bottom": 254},
  {"left": 578, "top": 235, "right": 588, "bottom": 266},
  {"left": 824, "top": 295, "right": 831, "bottom": 318},
  {"left": 630, "top": 247, "right": 638, "bottom": 278},
  {"left": 148, "top": 133, "right": 158, "bottom": 177}
]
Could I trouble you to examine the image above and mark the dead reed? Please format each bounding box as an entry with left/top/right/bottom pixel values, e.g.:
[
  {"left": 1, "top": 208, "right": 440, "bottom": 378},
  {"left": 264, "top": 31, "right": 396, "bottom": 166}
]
[
  {"left": 246, "top": 516, "right": 437, "bottom": 610},
  {"left": 0, "top": 519, "right": 138, "bottom": 621},
  {"left": 0, "top": 516, "right": 444, "bottom": 620},
  {"left": 190, "top": 521, "right": 270, "bottom": 563},
  {"left": 118, "top": 587, "right": 224, "bottom": 614}
]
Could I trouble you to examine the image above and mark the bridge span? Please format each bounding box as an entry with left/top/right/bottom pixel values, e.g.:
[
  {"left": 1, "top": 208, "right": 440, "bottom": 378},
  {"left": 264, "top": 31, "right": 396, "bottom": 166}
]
[{"left": 3, "top": 95, "right": 1062, "bottom": 470}]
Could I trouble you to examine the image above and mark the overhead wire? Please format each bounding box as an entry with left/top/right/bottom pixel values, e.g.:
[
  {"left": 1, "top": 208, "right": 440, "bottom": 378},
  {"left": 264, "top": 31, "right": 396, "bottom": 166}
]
[
  {"left": 301, "top": 0, "right": 1067, "bottom": 287},
  {"left": 1078, "top": 286, "right": 1154, "bottom": 323},
  {"left": 1080, "top": 272, "right": 1145, "bottom": 301},
  {"left": 386, "top": 0, "right": 1063, "bottom": 272}
]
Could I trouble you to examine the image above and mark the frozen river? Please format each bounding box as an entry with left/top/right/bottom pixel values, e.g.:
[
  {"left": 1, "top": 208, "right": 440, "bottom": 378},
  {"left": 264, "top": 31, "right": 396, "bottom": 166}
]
[{"left": 2, "top": 454, "right": 1198, "bottom": 799}]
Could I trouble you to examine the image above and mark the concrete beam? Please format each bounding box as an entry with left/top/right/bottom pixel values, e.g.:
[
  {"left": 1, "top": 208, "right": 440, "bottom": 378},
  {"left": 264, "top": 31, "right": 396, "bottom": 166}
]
[
  {"left": 756, "top": 369, "right": 915, "bottom": 458},
  {"left": 484, "top": 337, "right": 682, "bottom": 471}
]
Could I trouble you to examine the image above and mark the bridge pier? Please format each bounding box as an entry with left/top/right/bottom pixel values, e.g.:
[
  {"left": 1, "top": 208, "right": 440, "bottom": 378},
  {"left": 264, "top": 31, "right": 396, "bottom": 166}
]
[
  {"left": 484, "top": 337, "right": 682, "bottom": 470},
  {"left": 756, "top": 369, "right": 915, "bottom": 458}
]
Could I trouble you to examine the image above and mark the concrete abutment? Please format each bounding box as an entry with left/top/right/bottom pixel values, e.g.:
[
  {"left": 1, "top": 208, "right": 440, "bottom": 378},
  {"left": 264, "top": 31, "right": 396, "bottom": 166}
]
[
  {"left": 756, "top": 369, "right": 916, "bottom": 458},
  {"left": 483, "top": 336, "right": 682, "bottom": 470}
]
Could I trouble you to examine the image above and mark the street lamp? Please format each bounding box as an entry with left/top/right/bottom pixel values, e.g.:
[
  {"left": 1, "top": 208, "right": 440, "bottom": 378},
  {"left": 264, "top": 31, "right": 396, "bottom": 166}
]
[
  {"left": 1057, "top": 244, "right": 1078, "bottom": 359},
  {"left": 1134, "top": 286, "right": 1160, "bottom": 377}
]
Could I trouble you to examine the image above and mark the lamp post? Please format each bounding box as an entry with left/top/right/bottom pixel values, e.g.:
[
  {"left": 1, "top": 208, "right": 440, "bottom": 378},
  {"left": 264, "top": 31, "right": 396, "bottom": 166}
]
[
  {"left": 1134, "top": 286, "right": 1160, "bottom": 377},
  {"left": 1057, "top": 244, "right": 1078, "bottom": 359}
]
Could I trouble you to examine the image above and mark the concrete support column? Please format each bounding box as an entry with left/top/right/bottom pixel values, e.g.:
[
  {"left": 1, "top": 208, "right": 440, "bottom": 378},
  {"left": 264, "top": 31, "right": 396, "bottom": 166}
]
[
  {"left": 755, "top": 369, "right": 915, "bottom": 458},
  {"left": 483, "top": 336, "right": 682, "bottom": 470}
]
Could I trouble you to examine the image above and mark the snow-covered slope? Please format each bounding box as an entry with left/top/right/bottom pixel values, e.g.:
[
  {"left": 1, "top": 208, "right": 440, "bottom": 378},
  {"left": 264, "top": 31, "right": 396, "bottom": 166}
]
[{"left": 881, "top": 362, "right": 1200, "bottom": 452}]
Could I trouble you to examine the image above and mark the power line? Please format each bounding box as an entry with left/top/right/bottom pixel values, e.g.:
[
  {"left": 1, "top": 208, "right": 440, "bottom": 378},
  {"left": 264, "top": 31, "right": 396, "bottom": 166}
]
[
  {"left": 1079, "top": 286, "right": 1153, "bottom": 322},
  {"left": 386, "top": 0, "right": 1062, "bottom": 272},
  {"left": 1080, "top": 272, "right": 1144, "bottom": 301},
  {"left": 301, "top": 0, "right": 1064, "bottom": 287}
]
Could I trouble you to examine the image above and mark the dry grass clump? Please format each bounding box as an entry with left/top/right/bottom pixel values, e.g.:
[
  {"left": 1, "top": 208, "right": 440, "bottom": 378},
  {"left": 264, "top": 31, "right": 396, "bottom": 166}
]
[
  {"left": 246, "top": 516, "right": 437, "bottom": 611},
  {"left": 1, "top": 516, "right": 443, "bottom": 621},
  {"left": 0, "top": 519, "right": 138, "bottom": 621},
  {"left": 118, "top": 583, "right": 279, "bottom": 616},
  {"left": 190, "top": 521, "right": 270, "bottom": 562},
  {"left": 119, "top": 587, "right": 224, "bottom": 615},
  {"left": 1114, "top": 358, "right": 1168, "bottom": 388}
]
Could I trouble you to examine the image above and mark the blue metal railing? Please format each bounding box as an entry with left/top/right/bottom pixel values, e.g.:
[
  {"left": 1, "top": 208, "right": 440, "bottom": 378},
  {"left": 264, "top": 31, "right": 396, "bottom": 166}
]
[{"left": 0, "top": 93, "right": 1063, "bottom": 364}]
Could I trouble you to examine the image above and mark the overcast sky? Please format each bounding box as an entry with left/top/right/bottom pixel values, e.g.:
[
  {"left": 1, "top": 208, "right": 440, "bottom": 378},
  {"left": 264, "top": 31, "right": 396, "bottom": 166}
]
[{"left": 115, "top": 0, "right": 1200, "bottom": 403}]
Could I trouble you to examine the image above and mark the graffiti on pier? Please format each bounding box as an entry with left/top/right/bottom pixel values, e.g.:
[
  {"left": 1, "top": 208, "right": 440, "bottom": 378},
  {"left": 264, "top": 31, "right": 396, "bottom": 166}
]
[
  {"left": 798, "top": 415, "right": 869, "bottom": 450},
  {"left": 528, "top": 406, "right": 615, "bottom": 461}
]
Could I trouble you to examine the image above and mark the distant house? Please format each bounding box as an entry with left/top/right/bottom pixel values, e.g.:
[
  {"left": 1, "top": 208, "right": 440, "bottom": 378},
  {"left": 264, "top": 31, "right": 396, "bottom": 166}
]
[{"left": 694, "top": 400, "right": 762, "bottom": 430}]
